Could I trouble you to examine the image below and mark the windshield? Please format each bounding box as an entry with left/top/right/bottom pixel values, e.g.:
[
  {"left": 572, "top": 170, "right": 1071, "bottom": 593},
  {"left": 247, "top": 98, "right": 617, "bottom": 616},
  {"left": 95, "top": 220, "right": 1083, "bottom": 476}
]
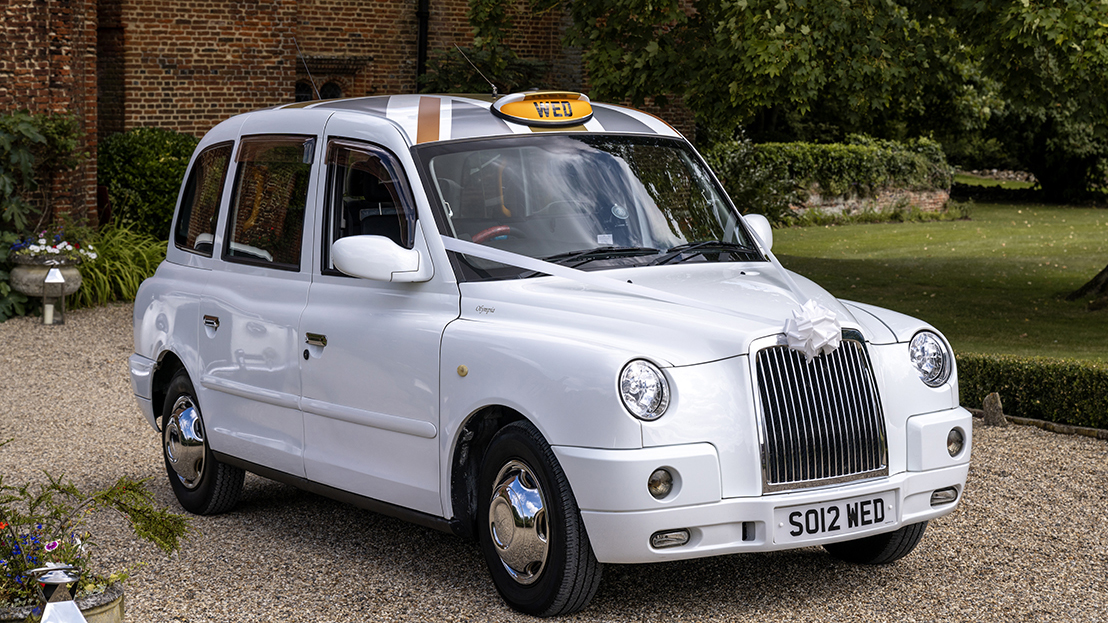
[{"left": 414, "top": 134, "right": 762, "bottom": 279}]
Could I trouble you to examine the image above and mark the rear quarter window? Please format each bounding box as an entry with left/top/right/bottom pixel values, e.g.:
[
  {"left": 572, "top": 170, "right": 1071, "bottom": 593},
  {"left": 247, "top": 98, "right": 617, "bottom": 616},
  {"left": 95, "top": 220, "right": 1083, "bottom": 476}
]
[{"left": 173, "top": 142, "right": 233, "bottom": 256}]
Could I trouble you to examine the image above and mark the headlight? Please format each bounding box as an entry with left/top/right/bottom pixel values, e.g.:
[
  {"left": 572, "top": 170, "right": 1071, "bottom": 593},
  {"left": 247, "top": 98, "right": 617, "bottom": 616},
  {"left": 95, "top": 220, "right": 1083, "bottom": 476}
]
[
  {"left": 619, "top": 360, "right": 670, "bottom": 421},
  {"left": 909, "top": 331, "right": 952, "bottom": 387}
]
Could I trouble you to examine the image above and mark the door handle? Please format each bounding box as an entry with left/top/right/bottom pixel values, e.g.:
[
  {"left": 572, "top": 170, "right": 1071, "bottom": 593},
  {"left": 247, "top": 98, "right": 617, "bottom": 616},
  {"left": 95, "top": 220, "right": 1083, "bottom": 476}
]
[
  {"left": 305, "top": 333, "right": 327, "bottom": 348},
  {"left": 203, "top": 315, "right": 220, "bottom": 330}
]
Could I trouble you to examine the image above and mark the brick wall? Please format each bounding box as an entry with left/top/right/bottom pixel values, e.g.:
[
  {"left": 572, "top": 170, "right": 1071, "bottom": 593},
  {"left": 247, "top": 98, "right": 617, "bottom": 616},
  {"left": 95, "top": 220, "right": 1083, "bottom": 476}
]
[
  {"left": 0, "top": 0, "right": 98, "bottom": 224},
  {"left": 97, "top": 0, "right": 123, "bottom": 141},
  {"left": 0, "top": 0, "right": 693, "bottom": 228},
  {"left": 798, "top": 189, "right": 951, "bottom": 215},
  {"left": 121, "top": 0, "right": 298, "bottom": 136}
]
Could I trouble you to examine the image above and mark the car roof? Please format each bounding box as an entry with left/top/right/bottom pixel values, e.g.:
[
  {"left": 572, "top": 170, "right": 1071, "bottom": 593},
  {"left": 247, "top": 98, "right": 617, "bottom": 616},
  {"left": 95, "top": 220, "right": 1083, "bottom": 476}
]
[{"left": 274, "top": 93, "right": 683, "bottom": 146}]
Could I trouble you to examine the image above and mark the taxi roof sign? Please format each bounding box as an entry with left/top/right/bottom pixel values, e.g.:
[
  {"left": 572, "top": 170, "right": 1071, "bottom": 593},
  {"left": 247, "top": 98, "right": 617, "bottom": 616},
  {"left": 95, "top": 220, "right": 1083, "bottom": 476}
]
[{"left": 492, "top": 91, "right": 593, "bottom": 127}]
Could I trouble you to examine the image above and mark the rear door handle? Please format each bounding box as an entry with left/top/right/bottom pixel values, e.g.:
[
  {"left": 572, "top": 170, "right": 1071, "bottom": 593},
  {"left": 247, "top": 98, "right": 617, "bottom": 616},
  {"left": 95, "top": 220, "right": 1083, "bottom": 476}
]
[
  {"left": 203, "top": 315, "right": 220, "bottom": 330},
  {"left": 305, "top": 333, "right": 327, "bottom": 347}
]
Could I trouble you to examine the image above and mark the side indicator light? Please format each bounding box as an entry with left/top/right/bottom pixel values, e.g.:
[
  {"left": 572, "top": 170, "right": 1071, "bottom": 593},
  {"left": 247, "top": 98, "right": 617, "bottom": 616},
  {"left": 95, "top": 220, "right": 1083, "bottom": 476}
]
[{"left": 650, "top": 529, "right": 690, "bottom": 549}]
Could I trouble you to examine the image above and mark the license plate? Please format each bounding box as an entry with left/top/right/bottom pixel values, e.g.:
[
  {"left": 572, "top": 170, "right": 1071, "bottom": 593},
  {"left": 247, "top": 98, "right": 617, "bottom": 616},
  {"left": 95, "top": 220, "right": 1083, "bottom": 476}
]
[{"left": 773, "top": 491, "right": 897, "bottom": 544}]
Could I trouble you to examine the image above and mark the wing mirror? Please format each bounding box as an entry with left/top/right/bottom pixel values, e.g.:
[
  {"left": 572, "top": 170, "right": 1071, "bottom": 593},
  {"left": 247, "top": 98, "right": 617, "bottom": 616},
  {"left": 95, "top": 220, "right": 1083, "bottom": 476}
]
[
  {"left": 332, "top": 235, "right": 432, "bottom": 283},
  {"left": 744, "top": 213, "right": 773, "bottom": 252}
]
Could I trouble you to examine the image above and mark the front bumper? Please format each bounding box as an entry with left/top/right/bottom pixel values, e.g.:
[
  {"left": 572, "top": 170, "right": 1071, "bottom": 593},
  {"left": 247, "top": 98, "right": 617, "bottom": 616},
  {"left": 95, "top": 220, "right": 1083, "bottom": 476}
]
[
  {"left": 576, "top": 463, "right": 967, "bottom": 563},
  {"left": 553, "top": 406, "right": 972, "bottom": 564}
]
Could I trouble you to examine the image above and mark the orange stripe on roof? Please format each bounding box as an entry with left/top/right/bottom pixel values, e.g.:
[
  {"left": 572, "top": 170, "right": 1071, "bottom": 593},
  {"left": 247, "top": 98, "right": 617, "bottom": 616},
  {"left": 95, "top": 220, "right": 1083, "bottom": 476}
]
[{"left": 417, "top": 96, "right": 441, "bottom": 144}]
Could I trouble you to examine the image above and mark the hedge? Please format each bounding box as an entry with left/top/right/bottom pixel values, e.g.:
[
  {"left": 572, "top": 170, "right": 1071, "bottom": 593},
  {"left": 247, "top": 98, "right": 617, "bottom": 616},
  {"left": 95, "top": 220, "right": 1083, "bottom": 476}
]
[
  {"left": 705, "top": 135, "right": 952, "bottom": 223},
  {"left": 957, "top": 353, "right": 1108, "bottom": 430},
  {"left": 98, "top": 127, "right": 199, "bottom": 240}
]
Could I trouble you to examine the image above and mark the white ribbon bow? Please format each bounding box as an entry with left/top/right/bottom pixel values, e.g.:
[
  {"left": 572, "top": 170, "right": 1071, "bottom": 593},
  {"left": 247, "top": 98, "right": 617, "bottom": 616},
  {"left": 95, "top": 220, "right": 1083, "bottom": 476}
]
[{"left": 784, "top": 299, "right": 842, "bottom": 362}]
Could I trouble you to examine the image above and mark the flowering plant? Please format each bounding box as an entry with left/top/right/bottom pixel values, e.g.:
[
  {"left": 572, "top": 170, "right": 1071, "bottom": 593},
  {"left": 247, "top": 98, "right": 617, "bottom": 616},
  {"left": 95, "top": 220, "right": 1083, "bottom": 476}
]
[
  {"left": 0, "top": 469, "right": 190, "bottom": 612},
  {"left": 7, "top": 227, "right": 97, "bottom": 264}
]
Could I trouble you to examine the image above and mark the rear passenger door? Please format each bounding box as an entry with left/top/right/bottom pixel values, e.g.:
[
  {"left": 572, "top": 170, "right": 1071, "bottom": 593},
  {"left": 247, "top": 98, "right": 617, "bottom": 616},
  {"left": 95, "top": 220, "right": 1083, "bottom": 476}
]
[
  {"left": 298, "top": 135, "right": 458, "bottom": 516},
  {"left": 197, "top": 129, "right": 318, "bottom": 477}
]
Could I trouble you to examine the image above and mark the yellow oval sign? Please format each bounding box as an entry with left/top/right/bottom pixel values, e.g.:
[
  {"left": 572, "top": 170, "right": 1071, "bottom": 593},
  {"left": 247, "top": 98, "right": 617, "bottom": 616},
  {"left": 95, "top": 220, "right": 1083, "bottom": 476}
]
[{"left": 492, "top": 91, "right": 593, "bottom": 127}]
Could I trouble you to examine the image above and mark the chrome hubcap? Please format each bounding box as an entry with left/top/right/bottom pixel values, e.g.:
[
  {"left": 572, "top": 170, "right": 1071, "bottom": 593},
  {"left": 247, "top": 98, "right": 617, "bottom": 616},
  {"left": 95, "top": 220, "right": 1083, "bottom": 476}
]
[
  {"left": 488, "top": 459, "right": 549, "bottom": 585},
  {"left": 165, "top": 396, "right": 206, "bottom": 489}
]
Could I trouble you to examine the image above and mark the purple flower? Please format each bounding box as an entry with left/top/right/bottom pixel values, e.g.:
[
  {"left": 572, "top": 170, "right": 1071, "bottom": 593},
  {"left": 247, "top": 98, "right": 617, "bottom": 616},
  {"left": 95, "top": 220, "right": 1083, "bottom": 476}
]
[{"left": 44, "top": 540, "right": 59, "bottom": 552}]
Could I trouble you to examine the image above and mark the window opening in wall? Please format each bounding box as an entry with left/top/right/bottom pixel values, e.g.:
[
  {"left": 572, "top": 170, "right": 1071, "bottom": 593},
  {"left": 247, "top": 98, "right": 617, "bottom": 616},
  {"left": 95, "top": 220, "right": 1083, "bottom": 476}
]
[
  {"left": 295, "top": 81, "right": 314, "bottom": 102},
  {"left": 320, "top": 82, "right": 344, "bottom": 100}
]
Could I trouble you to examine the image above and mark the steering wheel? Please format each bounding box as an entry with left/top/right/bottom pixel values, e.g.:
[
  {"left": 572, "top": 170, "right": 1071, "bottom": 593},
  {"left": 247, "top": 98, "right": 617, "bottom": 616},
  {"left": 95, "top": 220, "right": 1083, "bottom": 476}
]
[{"left": 471, "top": 225, "right": 513, "bottom": 244}]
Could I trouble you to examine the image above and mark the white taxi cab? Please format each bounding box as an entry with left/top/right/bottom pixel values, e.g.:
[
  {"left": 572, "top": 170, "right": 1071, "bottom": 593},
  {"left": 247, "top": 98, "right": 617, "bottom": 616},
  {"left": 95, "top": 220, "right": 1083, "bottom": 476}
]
[{"left": 130, "top": 91, "right": 971, "bottom": 616}]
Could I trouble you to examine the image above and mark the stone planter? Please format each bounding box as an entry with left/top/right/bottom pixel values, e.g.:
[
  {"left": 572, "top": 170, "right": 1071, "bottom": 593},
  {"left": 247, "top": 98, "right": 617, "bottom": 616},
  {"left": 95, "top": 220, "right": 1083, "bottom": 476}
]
[
  {"left": 0, "top": 583, "right": 124, "bottom": 623},
  {"left": 8, "top": 255, "right": 83, "bottom": 298}
]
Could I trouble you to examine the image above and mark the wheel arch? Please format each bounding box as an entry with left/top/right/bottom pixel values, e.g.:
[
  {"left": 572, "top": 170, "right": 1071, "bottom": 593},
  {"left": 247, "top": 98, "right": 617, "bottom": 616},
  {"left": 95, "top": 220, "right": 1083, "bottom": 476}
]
[
  {"left": 449, "top": 404, "right": 529, "bottom": 541},
  {"left": 151, "top": 350, "right": 186, "bottom": 429}
]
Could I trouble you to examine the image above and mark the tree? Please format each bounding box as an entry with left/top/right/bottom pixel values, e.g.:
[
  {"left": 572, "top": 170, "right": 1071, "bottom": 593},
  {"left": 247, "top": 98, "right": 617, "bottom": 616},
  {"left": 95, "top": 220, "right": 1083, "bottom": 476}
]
[
  {"left": 564, "top": 0, "right": 1108, "bottom": 196},
  {"left": 419, "top": 0, "right": 552, "bottom": 94}
]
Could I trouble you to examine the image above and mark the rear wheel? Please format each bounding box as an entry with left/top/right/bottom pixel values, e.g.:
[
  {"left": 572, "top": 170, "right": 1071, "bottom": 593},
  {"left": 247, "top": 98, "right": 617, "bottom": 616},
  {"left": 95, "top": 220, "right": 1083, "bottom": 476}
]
[
  {"left": 161, "top": 369, "right": 244, "bottom": 515},
  {"left": 477, "top": 421, "right": 602, "bottom": 616},
  {"left": 823, "top": 521, "right": 929, "bottom": 565}
]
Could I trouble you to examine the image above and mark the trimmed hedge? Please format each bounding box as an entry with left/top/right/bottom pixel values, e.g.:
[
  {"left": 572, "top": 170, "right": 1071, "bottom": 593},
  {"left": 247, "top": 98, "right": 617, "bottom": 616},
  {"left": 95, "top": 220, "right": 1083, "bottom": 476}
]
[
  {"left": 957, "top": 353, "right": 1108, "bottom": 430},
  {"left": 706, "top": 135, "right": 952, "bottom": 223},
  {"left": 98, "top": 127, "right": 199, "bottom": 240}
]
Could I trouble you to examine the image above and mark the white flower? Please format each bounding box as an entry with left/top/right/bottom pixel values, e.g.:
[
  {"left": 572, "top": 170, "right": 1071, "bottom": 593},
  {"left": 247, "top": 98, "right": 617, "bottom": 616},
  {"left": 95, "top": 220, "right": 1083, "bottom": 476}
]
[
  {"left": 48, "top": 247, "right": 59, "bottom": 254},
  {"left": 37, "top": 238, "right": 46, "bottom": 245}
]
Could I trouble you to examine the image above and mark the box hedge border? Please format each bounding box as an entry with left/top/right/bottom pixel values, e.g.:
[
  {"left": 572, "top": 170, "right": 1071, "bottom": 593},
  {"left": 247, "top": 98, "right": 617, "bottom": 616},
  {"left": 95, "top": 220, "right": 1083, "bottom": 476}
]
[
  {"left": 705, "top": 135, "right": 952, "bottom": 223},
  {"left": 957, "top": 353, "right": 1108, "bottom": 430}
]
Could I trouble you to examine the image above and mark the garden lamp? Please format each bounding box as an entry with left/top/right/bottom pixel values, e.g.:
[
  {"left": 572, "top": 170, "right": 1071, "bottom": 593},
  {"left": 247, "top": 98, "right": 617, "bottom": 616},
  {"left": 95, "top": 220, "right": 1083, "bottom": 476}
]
[
  {"left": 42, "top": 267, "right": 66, "bottom": 325},
  {"left": 27, "top": 564, "right": 88, "bottom": 623}
]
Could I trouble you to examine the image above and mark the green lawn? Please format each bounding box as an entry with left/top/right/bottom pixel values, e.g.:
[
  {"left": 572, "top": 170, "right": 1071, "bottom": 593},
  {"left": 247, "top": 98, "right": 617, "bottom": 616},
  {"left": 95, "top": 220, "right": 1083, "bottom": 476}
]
[{"left": 773, "top": 203, "right": 1108, "bottom": 361}]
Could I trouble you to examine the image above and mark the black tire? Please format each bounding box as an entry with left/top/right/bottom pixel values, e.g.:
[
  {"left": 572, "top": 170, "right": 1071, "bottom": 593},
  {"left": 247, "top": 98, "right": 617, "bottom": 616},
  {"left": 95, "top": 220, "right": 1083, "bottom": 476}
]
[
  {"left": 477, "top": 421, "right": 602, "bottom": 616},
  {"left": 161, "top": 369, "right": 244, "bottom": 515},
  {"left": 823, "top": 520, "right": 929, "bottom": 565}
]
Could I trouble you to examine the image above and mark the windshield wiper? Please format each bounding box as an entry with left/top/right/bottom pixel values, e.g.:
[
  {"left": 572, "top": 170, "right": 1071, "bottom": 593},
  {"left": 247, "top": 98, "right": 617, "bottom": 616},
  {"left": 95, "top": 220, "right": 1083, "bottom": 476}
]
[
  {"left": 651, "top": 240, "right": 761, "bottom": 265},
  {"left": 544, "top": 246, "right": 662, "bottom": 266},
  {"left": 519, "top": 246, "right": 662, "bottom": 278}
]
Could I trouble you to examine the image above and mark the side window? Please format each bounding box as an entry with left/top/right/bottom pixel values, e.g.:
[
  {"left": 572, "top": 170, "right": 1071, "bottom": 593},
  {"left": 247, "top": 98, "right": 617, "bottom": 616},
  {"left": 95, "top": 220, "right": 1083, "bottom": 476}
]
[
  {"left": 322, "top": 139, "right": 416, "bottom": 274},
  {"left": 224, "top": 135, "right": 315, "bottom": 269},
  {"left": 173, "top": 142, "right": 232, "bottom": 256}
]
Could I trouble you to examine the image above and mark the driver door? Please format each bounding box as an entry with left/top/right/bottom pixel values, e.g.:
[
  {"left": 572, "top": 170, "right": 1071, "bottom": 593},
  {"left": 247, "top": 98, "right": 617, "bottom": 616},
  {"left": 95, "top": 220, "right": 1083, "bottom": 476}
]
[{"left": 298, "top": 138, "right": 459, "bottom": 515}]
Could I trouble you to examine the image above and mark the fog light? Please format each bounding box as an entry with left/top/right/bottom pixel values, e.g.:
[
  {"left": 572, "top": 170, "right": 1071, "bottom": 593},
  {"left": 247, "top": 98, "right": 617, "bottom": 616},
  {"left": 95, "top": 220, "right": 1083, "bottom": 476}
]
[
  {"left": 650, "top": 529, "right": 689, "bottom": 549},
  {"left": 930, "top": 486, "right": 959, "bottom": 506},
  {"left": 648, "top": 468, "right": 673, "bottom": 499},
  {"left": 947, "top": 427, "right": 965, "bottom": 457}
]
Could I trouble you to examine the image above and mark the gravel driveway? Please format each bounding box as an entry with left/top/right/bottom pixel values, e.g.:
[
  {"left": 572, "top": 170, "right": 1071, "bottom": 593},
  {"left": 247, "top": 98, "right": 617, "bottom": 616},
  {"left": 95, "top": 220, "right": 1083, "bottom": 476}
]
[{"left": 1, "top": 304, "right": 1105, "bottom": 622}]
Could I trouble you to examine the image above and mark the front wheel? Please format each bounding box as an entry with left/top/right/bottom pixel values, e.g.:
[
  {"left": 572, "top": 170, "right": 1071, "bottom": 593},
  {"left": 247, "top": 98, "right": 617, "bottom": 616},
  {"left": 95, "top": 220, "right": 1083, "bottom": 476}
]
[
  {"left": 823, "top": 521, "right": 929, "bottom": 565},
  {"left": 161, "top": 369, "right": 244, "bottom": 515},
  {"left": 477, "top": 421, "right": 602, "bottom": 616}
]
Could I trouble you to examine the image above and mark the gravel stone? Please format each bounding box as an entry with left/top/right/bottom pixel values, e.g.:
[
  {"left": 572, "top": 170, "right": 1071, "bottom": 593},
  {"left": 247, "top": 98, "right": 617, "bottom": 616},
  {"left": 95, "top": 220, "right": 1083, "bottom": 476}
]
[{"left": 1, "top": 304, "right": 1105, "bottom": 621}]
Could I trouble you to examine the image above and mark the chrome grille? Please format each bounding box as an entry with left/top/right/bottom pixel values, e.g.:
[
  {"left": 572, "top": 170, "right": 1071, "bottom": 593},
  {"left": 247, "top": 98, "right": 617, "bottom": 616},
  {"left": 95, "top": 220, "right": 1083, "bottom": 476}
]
[{"left": 756, "top": 339, "right": 888, "bottom": 493}]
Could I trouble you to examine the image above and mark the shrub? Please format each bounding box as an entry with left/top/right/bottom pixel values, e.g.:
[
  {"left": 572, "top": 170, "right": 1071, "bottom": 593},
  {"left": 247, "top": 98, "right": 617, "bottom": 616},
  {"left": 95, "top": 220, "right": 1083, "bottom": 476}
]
[
  {"left": 98, "top": 127, "right": 199, "bottom": 240},
  {"left": 703, "top": 135, "right": 797, "bottom": 223},
  {"left": 957, "top": 353, "right": 1108, "bottom": 430},
  {"left": 0, "top": 231, "right": 28, "bottom": 321},
  {"left": 706, "top": 136, "right": 952, "bottom": 224},
  {"left": 70, "top": 223, "right": 165, "bottom": 309},
  {"left": 1, "top": 110, "right": 83, "bottom": 235}
]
